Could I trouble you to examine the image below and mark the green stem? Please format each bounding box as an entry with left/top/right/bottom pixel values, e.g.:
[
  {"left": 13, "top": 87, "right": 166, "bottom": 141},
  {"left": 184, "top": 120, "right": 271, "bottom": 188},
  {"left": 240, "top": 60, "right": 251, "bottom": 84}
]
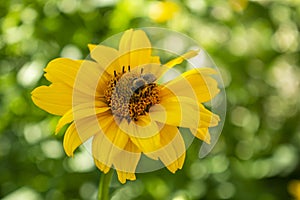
[{"left": 98, "top": 170, "right": 114, "bottom": 200}]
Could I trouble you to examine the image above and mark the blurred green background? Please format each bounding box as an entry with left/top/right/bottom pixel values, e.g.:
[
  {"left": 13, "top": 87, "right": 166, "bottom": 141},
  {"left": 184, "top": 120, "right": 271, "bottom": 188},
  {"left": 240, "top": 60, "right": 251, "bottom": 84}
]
[{"left": 1, "top": 0, "right": 300, "bottom": 199}]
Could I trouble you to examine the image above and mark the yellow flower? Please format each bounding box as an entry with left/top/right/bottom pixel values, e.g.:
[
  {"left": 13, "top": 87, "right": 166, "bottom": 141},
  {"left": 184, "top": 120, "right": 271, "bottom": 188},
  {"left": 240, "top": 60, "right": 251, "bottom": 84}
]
[
  {"left": 149, "top": 1, "right": 180, "bottom": 23},
  {"left": 289, "top": 180, "right": 300, "bottom": 200},
  {"left": 31, "top": 29, "right": 220, "bottom": 184}
]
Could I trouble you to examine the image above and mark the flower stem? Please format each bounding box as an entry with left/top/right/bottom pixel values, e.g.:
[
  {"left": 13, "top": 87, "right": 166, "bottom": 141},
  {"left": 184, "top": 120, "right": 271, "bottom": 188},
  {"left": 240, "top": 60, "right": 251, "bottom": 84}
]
[{"left": 98, "top": 170, "right": 114, "bottom": 200}]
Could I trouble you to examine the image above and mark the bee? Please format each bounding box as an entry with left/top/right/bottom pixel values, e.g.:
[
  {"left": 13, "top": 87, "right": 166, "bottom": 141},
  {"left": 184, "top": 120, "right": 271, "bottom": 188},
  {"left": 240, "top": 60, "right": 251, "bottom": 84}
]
[
  {"left": 131, "top": 73, "right": 156, "bottom": 92},
  {"left": 141, "top": 73, "right": 156, "bottom": 83}
]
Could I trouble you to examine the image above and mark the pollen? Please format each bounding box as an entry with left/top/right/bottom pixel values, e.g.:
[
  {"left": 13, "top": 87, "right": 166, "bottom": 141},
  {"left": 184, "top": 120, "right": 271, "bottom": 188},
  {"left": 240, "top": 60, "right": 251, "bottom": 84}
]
[{"left": 104, "top": 66, "right": 160, "bottom": 121}]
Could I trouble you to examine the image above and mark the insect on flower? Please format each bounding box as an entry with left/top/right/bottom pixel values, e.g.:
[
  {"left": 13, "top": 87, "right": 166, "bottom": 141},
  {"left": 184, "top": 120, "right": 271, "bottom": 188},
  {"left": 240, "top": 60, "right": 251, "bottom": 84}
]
[{"left": 31, "top": 29, "right": 221, "bottom": 184}]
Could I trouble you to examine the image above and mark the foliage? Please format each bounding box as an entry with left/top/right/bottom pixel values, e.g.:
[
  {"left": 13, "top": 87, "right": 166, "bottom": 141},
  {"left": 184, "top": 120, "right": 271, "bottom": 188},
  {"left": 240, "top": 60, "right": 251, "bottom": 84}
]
[{"left": 1, "top": 0, "right": 300, "bottom": 199}]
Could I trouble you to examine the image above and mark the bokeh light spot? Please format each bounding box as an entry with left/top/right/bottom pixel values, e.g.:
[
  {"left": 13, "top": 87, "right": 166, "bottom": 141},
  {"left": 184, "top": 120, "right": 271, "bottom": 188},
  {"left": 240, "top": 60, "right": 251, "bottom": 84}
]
[
  {"left": 235, "top": 140, "right": 254, "bottom": 160},
  {"left": 41, "top": 140, "right": 64, "bottom": 159},
  {"left": 210, "top": 154, "right": 229, "bottom": 174},
  {"left": 188, "top": 160, "right": 208, "bottom": 180},
  {"left": 230, "top": 106, "right": 251, "bottom": 127},
  {"left": 17, "top": 61, "right": 44, "bottom": 88},
  {"left": 21, "top": 7, "right": 38, "bottom": 24},
  {"left": 24, "top": 124, "right": 42, "bottom": 144},
  {"left": 2, "top": 187, "right": 42, "bottom": 200},
  {"left": 217, "top": 182, "right": 236, "bottom": 199},
  {"left": 65, "top": 147, "right": 95, "bottom": 172},
  {"left": 60, "top": 44, "right": 82, "bottom": 60},
  {"left": 79, "top": 182, "right": 97, "bottom": 200}
]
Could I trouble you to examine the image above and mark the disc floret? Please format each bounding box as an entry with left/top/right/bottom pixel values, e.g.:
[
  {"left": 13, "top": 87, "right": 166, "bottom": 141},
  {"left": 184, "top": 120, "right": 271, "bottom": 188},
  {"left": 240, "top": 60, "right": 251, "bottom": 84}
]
[{"left": 104, "top": 66, "right": 160, "bottom": 121}]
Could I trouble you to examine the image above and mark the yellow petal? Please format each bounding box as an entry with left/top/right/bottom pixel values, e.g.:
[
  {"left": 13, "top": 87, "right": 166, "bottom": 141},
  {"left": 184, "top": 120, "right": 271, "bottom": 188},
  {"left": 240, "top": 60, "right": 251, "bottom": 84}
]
[
  {"left": 150, "top": 56, "right": 161, "bottom": 64},
  {"left": 162, "top": 68, "right": 220, "bottom": 103},
  {"left": 44, "top": 58, "right": 107, "bottom": 97},
  {"left": 75, "top": 101, "right": 110, "bottom": 120},
  {"left": 56, "top": 109, "right": 73, "bottom": 134},
  {"left": 63, "top": 122, "right": 97, "bottom": 157},
  {"left": 118, "top": 29, "right": 152, "bottom": 69},
  {"left": 89, "top": 45, "right": 120, "bottom": 74},
  {"left": 114, "top": 140, "right": 141, "bottom": 184},
  {"left": 44, "top": 58, "right": 80, "bottom": 87},
  {"left": 31, "top": 83, "right": 72, "bottom": 115},
  {"left": 147, "top": 124, "right": 186, "bottom": 173},
  {"left": 198, "top": 104, "right": 220, "bottom": 128},
  {"left": 72, "top": 60, "right": 109, "bottom": 97},
  {"left": 95, "top": 159, "right": 111, "bottom": 174},
  {"left": 63, "top": 111, "right": 112, "bottom": 156},
  {"left": 116, "top": 171, "right": 136, "bottom": 184},
  {"left": 164, "top": 49, "right": 200, "bottom": 68},
  {"left": 92, "top": 117, "right": 129, "bottom": 169},
  {"left": 149, "top": 94, "right": 200, "bottom": 129},
  {"left": 156, "top": 84, "right": 220, "bottom": 130},
  {"left": 119, "top": 115, "right": 161, "bottom": 153},
  {"left": 63, "top": 123, "right": 81, "bottom": 157},
  {"left": 166, "top": 153, "right": 185, "bottom": 173},
  {"left": 191, "top": 128, "right": 211, "bottom": 144},
  {"left": 129, "top": 132, "right": 161, "bottom": 154},
  {"left": 55, "top": 101, "right": 110, "bottom": 134},
  {"left": 88, "top": 44, "right": 97, "bottom": 52},
  {"left": 119, "top": 29, "right": 151, "bottom": 53},
  {"left": 104, "top": 120, "right": 130, "bottom": 149}
]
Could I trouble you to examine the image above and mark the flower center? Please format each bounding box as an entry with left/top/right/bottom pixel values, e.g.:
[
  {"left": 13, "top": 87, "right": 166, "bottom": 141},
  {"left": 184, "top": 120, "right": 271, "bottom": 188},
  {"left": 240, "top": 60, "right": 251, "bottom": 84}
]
[{"left": 104, "top": 66, "right": 160, "bottom": 121}]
